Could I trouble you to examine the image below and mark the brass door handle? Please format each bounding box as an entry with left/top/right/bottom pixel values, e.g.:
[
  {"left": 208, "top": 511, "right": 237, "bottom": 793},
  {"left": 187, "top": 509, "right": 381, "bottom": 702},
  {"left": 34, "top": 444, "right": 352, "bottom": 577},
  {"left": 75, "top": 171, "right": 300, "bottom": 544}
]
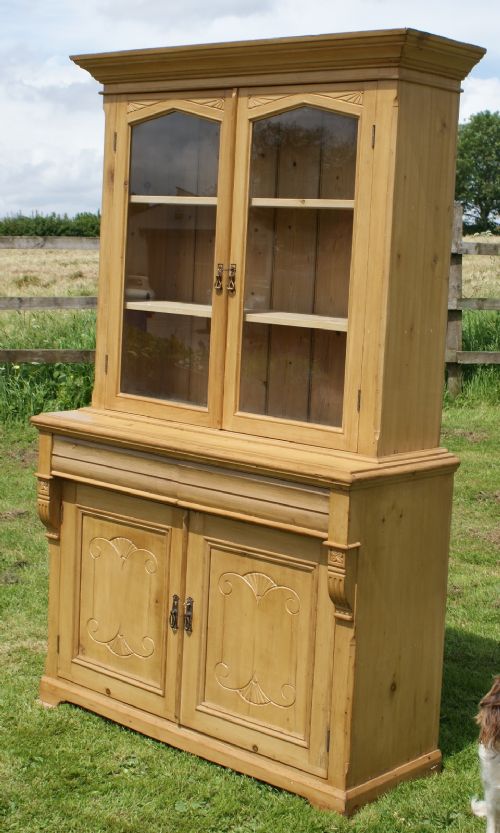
[
  {"left": 215, "top": 263, "right": 224, "bottom": 292},
  {"left": 169, "top": 594, "right": 179, "bottom": 631},
  {"left": 227, "top": 264, "right": 236, "bottom": 295},
  {"left": 184, "top": 597, "right": 194, "bottom": 633},
  {"left": 214, "top": 264, "right": 236, "bottom": 294}
]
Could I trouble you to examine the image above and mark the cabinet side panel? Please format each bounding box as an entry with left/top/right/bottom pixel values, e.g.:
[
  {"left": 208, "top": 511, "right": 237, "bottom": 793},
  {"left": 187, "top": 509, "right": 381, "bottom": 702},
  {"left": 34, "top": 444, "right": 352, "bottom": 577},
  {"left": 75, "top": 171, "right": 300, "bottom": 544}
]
[
  {"left": 378, "top": 82, "right": 460, "bottom": 454},
  {"left": 346, "top": 472, "right": 454, "bottom": 787}
]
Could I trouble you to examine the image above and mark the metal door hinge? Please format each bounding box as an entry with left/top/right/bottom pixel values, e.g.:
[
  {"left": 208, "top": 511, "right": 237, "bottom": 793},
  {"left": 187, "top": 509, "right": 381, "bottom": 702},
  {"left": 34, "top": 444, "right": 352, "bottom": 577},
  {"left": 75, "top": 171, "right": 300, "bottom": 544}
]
[{"left": 371, "top": 124, "right": 376, "bottom": 148}]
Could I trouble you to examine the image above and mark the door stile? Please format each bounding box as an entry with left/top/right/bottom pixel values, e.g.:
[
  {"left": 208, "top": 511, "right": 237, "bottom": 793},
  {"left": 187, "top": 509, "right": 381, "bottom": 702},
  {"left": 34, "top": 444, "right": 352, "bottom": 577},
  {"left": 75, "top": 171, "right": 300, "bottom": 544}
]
[
  {"left": 103, "top": 100, "right": 132, "bottom": 411},
  {"left": 222, "top": 92, "right": 254, "bottom": 432},
  {"left": 206, "top": 88, "right": 238, "bottom": 428},
  {"left": 173, "top": 509, "right": 190, "bottom": 723}
]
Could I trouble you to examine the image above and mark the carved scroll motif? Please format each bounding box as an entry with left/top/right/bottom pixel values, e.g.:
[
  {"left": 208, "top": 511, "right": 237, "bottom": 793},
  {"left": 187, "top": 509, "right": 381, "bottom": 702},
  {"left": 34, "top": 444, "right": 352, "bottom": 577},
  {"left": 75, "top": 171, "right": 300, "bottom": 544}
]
[
  {"left": 215, "top": 570, "right": 300, "bottom": 707},
  {"left": 324, "top": 541, "right": 360, "bottom": 622},
  {"left": 86, "top": 536, "right": 158, "bottom": 659},
  {"left": 36, "top": 476, "right": 61, "bottom": 541}
]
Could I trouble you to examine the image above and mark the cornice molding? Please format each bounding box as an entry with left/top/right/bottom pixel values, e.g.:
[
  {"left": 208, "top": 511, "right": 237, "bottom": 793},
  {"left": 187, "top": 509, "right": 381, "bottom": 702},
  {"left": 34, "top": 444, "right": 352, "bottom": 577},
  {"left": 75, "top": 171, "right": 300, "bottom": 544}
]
[{"left": 71, "top": 29, "right": 485, "bottom": 88}]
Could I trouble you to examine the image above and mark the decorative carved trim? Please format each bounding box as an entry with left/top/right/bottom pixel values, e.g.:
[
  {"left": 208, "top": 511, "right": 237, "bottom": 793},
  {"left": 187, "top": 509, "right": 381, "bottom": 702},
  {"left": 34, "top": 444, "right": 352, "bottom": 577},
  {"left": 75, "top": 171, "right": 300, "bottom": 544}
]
[
  {"left": 127, "top": 100, "right": 162, "bottom": 113},
  {"left": 316, "top": 91, "right": 363, "bottom": 106},
  {"left": 215, "top": 570, "right": 299, "bottom": 707},
  {"left": 186, "top": 97, "right": 225, "bottom": 110},
  {"left": 324, "top": 540, "right": 360, "bottom": 622},
  {"left": 248, "top": 94, "right": 290, "bottom": 109},
  {"left": 128, "top": 98, "right": 224, "bottom": 115},
  {"left": 86, "top": 535, "right": 158, "bottom": 659},
  {"left": 36, "top": 476, "right": 61, "bottom": 541},
  {"left": 248, "top": 91, "right": 363, "bottom": 111}
]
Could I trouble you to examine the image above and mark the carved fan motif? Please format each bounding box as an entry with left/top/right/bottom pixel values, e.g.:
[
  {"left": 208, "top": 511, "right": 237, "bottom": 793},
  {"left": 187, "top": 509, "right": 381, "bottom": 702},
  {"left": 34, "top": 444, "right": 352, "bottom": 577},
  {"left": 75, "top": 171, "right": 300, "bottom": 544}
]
[
  {"left": 127, "top": 101, "right": 163, "bottom": 113},
  {"left": 248, "top": 94, "right": 291, "bottom": 109},
  {"left": 186, "top": 98, "right": 225, "bottom": 110},
  {"left": 317, "top": 91, "right": 364, "bottom": 106},
  {"left": 248, "top": 91, "right": 363, "bottom": 109}
]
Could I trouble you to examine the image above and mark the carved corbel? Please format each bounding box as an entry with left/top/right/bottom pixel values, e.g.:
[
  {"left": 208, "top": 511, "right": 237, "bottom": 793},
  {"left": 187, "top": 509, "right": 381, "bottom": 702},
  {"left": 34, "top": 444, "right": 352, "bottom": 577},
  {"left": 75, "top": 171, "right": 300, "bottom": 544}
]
[
  {"left": 323, "top": 541, "right": 360, "bottom": 622},
  {"left": 36, "top": 476, "right": 61, "bottom": 541}
]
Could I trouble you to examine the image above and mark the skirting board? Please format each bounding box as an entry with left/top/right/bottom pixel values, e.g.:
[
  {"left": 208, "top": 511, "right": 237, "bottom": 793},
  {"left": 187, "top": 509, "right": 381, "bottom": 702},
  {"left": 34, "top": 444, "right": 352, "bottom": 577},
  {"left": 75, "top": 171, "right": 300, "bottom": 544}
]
[{"left": 39, "top": 675, "right": 442, "bottom": 815}]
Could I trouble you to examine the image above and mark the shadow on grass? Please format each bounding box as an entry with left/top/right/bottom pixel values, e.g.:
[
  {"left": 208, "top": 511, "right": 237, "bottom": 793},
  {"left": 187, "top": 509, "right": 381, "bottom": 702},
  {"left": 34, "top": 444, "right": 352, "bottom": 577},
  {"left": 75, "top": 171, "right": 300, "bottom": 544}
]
[{"left": 440, "top": 626, "right": 500, "bottom": 757}]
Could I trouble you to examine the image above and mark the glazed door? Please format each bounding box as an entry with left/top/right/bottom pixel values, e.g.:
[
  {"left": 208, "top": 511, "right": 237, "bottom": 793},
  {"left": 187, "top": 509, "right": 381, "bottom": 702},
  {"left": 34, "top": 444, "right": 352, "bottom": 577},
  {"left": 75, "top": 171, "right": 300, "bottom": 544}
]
[
  {"left": 180, "top": 513, "right": 334, "bottom": 776},
  {"left": 223, "top": 87, "right": 375, "bottom": 449},
  {"left": 104, "top": 92, "right": 237, "bottom": 427},
  {"left": 58, "top": 484, "right": 184, "bottom": 719}
]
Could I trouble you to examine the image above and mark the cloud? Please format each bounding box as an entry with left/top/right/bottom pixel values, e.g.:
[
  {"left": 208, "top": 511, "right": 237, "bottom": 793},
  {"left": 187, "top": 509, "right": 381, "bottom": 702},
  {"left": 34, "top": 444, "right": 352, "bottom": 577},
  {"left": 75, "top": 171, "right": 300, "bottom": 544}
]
[
  {"left": 460, "top": 77, "right": 500, "bottom": 121},
  {"left": 1, "top": 0, "right": 499, "bottom": 215},
  {"left": 98, "top": 0, "right": 274, "bottom": 24},
  {"left": 0, "top": 150, "right": 102, "bottom": 216}
]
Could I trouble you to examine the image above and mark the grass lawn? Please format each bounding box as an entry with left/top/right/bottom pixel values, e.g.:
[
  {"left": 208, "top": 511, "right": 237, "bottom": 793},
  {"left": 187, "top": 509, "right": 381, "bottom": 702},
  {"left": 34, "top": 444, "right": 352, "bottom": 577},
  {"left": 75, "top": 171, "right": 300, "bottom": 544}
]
[{"left": 0, "top": 403, "right": 498, "bottom": 833}]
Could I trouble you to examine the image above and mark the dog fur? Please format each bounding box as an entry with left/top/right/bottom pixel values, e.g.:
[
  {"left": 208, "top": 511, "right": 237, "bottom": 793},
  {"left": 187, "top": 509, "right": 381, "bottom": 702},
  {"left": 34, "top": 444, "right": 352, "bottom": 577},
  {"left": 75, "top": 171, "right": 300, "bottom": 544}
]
[{"left": 471, "top": 676, "right": 500, "bottom": 833}]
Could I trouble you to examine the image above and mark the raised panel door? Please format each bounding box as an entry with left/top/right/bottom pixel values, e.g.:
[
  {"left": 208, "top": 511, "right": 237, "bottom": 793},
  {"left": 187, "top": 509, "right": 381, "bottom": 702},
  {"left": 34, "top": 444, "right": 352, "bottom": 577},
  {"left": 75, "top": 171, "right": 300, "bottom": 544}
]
[
  {"left": 58, "top": 484, "right": 185, "bottom": 719},
  {"left": 180, "top": 513, "right": 334, "bottom": 776}
]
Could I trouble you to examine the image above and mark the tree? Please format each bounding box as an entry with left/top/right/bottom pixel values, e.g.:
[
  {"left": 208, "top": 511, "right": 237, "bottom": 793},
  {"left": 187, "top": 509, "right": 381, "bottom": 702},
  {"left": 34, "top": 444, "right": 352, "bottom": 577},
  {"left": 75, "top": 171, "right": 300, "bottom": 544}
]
[{"left": 455, "top": 110, "right": 500, "bottom": 232}]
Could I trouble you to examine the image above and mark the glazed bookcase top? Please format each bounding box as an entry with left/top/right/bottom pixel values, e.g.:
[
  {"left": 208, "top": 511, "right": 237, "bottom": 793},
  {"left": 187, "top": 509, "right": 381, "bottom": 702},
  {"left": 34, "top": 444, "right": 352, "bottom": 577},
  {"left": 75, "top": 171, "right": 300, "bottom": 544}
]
[{"left": 71, "top": 29, "right": 485, "bottom": 87}]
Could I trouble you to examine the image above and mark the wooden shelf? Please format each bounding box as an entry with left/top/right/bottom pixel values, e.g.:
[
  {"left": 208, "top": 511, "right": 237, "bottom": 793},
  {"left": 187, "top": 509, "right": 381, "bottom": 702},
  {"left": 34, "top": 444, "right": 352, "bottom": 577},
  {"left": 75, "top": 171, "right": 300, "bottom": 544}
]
[
  {"left": 130, "top": 195, "right": 217, "bottom": 206},
  {"left": 125, "top": 300, "right": 212, "bottom": 317},
  {"left": 250, "top": 198, "right": 354, "bottom": 210},
  {"left": 244, "top": 310, "right": 348, "bottom": 331}
]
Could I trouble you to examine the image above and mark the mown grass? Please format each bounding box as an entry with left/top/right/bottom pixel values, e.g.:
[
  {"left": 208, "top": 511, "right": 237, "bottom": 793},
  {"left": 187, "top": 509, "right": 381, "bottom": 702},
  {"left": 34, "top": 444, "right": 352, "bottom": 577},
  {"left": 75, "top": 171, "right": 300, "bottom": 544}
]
[
  {"left": 0, "top": 406, "right": 498, "bottom": 833},
  {"left": 0, "top": 247, "right": 498, "bottom": 830}
]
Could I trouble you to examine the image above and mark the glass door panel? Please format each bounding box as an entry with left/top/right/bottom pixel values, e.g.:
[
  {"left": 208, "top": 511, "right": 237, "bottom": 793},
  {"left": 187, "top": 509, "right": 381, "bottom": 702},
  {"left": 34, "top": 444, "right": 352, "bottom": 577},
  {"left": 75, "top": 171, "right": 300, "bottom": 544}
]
[
  {"left": 121, "top": 111, "right": 220, "bottom": 407},
  {"left": 239, "top": 106, "right": 357, "bottom": 428}
]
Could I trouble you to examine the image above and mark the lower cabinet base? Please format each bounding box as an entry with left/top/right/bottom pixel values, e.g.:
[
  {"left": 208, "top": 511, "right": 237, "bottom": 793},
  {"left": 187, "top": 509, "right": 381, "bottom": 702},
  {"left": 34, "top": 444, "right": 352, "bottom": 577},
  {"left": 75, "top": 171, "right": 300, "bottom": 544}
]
[{"left": 39, "top": 674, "right": 442, "bottom": 815}]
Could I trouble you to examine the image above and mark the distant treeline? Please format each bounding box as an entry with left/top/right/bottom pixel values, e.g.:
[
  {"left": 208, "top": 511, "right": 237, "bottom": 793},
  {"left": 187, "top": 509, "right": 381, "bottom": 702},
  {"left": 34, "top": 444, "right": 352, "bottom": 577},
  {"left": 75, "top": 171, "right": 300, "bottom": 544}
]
[{"left": 0, "top": 212, "right": 100, "bottom": 237}]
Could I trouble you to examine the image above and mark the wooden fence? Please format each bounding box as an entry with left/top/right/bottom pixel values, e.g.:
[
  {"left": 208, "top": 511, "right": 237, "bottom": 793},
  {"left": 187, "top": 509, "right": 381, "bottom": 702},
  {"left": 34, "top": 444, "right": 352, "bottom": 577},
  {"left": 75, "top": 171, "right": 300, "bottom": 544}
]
[
  {"left": 0, "top": 210, "right": 499, "bottom": 396},
  {"left": 446, "top": 204, "right": 500, "bottom": 395}
]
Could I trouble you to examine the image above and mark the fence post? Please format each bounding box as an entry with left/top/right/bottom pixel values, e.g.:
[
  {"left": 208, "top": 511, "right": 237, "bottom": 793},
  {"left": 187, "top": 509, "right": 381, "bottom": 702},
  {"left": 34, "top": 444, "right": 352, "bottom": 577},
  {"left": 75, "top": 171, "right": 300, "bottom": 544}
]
[{"left": 446, "top": 202, "right": 463, "bottom": 397}]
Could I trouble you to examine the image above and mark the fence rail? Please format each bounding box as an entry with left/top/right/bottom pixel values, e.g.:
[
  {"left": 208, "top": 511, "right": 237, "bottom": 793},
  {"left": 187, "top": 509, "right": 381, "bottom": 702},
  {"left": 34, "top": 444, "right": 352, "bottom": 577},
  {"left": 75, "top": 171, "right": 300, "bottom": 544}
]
[
  {"left": 0, "top": 235, "right": 99, "bottom": 250},
  {"left": 0, "top": 349, "right": 95, "bottom": 363},
  {"left": 0, "top": 296, "right": 97, "bottom": 311},
  {"left": 1, "top": 208, "right": 498, "bottom": 396},
  {"left": 446, "top": 203, "right": 500, "bottom": 395}
]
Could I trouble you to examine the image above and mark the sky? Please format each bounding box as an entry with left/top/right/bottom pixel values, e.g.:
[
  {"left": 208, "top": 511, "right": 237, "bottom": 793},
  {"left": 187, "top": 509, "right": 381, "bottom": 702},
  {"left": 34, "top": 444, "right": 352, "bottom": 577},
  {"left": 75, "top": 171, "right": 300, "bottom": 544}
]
[{"left": 0, "top": 0, "right": 499, "bottom": 217}]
